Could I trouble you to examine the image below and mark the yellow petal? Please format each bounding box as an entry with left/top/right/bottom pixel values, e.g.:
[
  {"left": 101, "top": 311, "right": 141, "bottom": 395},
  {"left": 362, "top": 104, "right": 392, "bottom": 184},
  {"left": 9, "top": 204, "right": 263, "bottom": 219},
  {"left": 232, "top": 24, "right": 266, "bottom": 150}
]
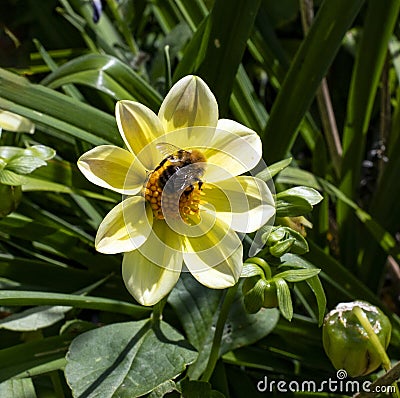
[
  {"left": 137, "top": 220, "right": 183, "bottom": 269},
  {"left": 77, "top": 145, "right": 146, "bottom": 195},
  {"left": 122, "top": 244, "right": 182, "bottom": 306},
  {"left": 95, "top": 197, "right": 152, "bottom": 254},
  {"left": 203, "top": 176, "right": 275, "bottom": 233},
  {"left": 116, "top": 101, "right": 165, "bottom": 169},
  {"left": 203, "top": 120, "right": 262, "bottom": 181},
  {"left": 158, "top": 75, "right": 218, "bottom": 132},
  {"left": 183, "top": 215, "right": 243, "bottom": 288}
]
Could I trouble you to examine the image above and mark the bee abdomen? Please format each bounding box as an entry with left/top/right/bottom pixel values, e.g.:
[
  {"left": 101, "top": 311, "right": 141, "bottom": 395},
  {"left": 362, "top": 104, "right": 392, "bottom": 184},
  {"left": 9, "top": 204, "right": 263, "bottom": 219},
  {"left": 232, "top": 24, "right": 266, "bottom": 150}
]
[{"left": 158, "top": 164, "right": 181, "bottom": 189}]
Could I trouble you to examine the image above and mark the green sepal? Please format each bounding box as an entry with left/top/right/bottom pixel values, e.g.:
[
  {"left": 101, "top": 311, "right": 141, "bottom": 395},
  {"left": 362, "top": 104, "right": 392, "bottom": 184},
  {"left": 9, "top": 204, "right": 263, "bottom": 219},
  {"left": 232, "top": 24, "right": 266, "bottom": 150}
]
[
  {"left": 6, "top": 156, "right": 47, "bottom": 175},
  {"left": 275, "top": 278, "right": 293, "bottom": 321},
  {"left": 0, "top": 170, "right": 26, "bottom": 186},
  {"left": 274, "top": 268, "right": 320, "bottom": 282},
  {"left": 243, "top": 277, "right": 267, "bottom": 314}
]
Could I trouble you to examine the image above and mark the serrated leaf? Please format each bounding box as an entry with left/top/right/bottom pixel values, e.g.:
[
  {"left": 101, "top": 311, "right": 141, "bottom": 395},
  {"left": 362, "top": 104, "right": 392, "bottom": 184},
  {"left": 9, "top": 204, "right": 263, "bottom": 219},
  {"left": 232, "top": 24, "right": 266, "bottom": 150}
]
[
  {"left": 275, "top": 278, "right": 293, "bottom": 321},
  {"left": 0, "top": 170, "right": 26, "bottom": 186},
  {"left": 0, "top": 378, "right": 36, "bottom": 398},
  {"left": 275, "top": 268, "right": 320, "bottom": 283},
  {"left": 65, "top": 319, "right": 197, "bottom": 398},
  {"left": 6, "top": 156, "right": 47, "bottom": 175}
]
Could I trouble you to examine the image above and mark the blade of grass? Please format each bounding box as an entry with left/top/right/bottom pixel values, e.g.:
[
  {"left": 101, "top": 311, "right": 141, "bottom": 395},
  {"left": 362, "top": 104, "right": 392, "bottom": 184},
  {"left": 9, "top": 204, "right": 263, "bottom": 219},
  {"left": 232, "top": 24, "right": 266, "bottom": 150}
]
[
  {"left": 174, "top": 0, "right": 261, "bottom": 115},
  {"left": 0, "top": 291, "right": 150, "bottom": 317},
  {"left": 337, "top": 0, "right": 400, "bottom": 270},
  {"left": 263, "top": 0, "right": 364, "bottom": 163},
  {"left": 0, "top": 68, "right": 120, "bottom": 146}
]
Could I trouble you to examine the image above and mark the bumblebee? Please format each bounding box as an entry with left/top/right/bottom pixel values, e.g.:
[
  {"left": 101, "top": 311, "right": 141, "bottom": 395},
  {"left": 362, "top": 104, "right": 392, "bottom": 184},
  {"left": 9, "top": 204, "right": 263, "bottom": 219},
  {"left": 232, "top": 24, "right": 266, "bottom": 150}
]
[
  {"left": 154, "top": 143, "right": 206, "bottom": 193},
  {"left": 144, "top": 143, "right": 206, "bottom": 220}
]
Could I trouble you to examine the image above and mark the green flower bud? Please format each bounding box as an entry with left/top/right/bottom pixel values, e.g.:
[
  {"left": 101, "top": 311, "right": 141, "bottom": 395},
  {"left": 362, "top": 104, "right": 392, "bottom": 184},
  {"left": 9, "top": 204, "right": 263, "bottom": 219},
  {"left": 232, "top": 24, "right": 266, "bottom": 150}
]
[
  {"left": 262, "top": 280, "right": 278, "bottom": 308},
  {"left": 323, "top": 301, "right": 392, "bottom": 377},
  {"left": 0, "top": 184, "right": 21, "bottom": 218},
  {"left": 242, "top": 275, "right": 278, "bottom": 312},
  {"left": 269, "top": 238, "right": 295, "bottom": 257}
]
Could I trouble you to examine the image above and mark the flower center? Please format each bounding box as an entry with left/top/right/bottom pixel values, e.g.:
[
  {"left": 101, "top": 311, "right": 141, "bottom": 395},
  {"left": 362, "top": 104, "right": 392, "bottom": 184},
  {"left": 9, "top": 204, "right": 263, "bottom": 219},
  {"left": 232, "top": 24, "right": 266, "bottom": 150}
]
[{"left": 144, "top": 149, "right": 206, "bottom": 222}]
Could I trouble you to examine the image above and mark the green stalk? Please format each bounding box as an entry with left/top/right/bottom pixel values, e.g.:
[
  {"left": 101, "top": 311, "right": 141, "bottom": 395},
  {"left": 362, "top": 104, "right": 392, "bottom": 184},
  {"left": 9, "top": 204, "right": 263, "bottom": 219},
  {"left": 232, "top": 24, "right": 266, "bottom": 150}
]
[
  {"left": 201, "top": 284, "right": 238, "bottom": 382},
  {"left": 353, "top": 306, "right": 399, "bottom": 398},
  {"left": 151, "top": 295, "right": 168, "bottom": 324}
]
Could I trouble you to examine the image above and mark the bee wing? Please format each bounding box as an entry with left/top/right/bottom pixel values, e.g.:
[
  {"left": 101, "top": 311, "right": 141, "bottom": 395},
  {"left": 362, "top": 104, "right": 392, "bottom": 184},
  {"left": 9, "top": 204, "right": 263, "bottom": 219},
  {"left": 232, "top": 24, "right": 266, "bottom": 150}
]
[
  {"left": 156, "top": 142, "right": 181, "bottom": 161},
  {"left": 172, "top": 166, "right": 201, "bottom": 192}
]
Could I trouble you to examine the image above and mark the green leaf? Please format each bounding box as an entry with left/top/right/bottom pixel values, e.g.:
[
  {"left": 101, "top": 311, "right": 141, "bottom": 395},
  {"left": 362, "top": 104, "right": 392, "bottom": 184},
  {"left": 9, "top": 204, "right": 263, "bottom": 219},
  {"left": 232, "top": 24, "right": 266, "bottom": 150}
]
[
  {"left": 275, "top": 195, "right": 312, "bottom": 217},
  {"left": 168, "top": 274, "right": 279, "bottom": 379},
  {"left": 65, "top": 320, "right": 197, "bottom": 398},
  {"left": 0, "top": 305, "right": 71, "bottom": 332},
  {"left": 148, "top": 380, "right": 177, "bottom": 398},
  {"left": 305, "top": 276, "right": 327, "bottom": 326},
  {"left": 6, "top": 156, "right": 47, "bottom": 175},
  {"left": 256, "top": 157, "right": 292, "bottom": 181},
  {"left": 0, "top": 170, "right": 26, "bottom": 186},
  {"left": 0, "top": 378, "right": 36, "bottom": 398},
  {"left": 275, "top": 278, "right": 293, "bottom": 321},
  {"left": 263, "top": 0, "right": 364, "bottom": 163},
  {"left": 277, "top": 186, "right": 323, "bottom": 206},
  {"left": 42, "top": 54, "right": 162, "bottom": 111},
  {"left": 281, "top": 253, "right": 328, "bottom": 326}
]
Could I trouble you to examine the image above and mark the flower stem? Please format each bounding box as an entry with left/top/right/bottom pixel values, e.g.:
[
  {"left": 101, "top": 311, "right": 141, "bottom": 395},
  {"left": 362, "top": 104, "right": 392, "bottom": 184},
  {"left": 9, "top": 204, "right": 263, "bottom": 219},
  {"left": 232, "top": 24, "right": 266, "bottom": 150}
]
[
  {"left": 151, "top": 296, "right": 168, "bottom": 325},
  {"left": 201, "top": 284, "right": 238, "bottom": 382},
  {"left": 353, "top": 306, "right": 399, "bottom": 398}
]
